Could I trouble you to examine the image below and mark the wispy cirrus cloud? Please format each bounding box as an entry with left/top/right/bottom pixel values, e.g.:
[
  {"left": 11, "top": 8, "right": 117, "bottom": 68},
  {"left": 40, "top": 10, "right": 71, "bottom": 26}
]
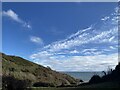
[
  {"left": 30, "top": 7, "right": 118, "bottom": 71},
  {"left": 42, "top": 25, "right": 117, "bottom": 53},
  {"left": 3, "top": 9, "right": 32, "bottom": 29}
]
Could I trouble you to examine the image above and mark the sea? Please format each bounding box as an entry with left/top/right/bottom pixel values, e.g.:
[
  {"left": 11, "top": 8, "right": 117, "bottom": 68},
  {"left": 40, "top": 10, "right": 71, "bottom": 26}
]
[{"left": 63, "top": 72, "right": 104, "bottom": 82}]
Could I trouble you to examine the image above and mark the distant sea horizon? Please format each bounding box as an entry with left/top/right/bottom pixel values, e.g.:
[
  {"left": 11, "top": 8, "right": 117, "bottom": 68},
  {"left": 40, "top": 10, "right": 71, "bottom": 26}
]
[{"left": 61, "top": 71, "right": 104, "bottom": 82}]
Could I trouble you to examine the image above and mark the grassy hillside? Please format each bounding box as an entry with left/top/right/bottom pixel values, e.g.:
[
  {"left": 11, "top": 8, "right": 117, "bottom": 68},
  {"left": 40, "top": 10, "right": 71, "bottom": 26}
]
[
  {"left": 2, "top": 52, "right": 120, "bottom": 90},
  {"left": 1, "top": 53, "right": 80, "bottom": 90}
]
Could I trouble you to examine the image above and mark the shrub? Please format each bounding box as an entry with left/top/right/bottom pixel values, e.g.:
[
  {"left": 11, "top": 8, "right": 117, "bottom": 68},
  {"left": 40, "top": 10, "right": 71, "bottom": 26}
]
[
  {"left": 2, "top": 76, "right": 32, "bottom": 90},
  {"left": 89, "top": 75, "right": 101, "bottom": 84},
  {"left": 33, "top": 82, "right": 54, "bottom": 87}
]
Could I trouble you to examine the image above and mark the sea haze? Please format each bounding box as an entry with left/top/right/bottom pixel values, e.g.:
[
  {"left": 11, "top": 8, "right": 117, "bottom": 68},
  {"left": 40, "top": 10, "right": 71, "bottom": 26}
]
[{"left": 63, "top": 72, "right": 104, "bottom": 82}]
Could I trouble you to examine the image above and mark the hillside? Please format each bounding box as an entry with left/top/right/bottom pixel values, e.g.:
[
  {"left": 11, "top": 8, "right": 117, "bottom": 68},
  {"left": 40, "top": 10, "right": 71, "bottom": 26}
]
[
  {"left": 1, "top": 53, "right": 80, "bottom": 90},
  {"left": 88, "top": 62, "right": 120, "bottom": 85}
]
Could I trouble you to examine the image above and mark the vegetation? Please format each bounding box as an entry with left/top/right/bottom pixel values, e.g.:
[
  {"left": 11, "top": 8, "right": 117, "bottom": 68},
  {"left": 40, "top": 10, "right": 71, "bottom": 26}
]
[
  {"left": 89, "top": 63, "right": 120, "bottom": 83},
  {"left": 74, "top": 63, "right": 120, "bottom": 88},
  {"left": 2, "top": 76, "right": 32, "bottom": 90},
  {"left": 1, "top": 52, "right": 120, "bottom": 89},
  {"left": 89, "top": 75, "right": 101, "bottom": 84},
  {"left": 1, "top": 53, "right": 80, "bottom": 90}
]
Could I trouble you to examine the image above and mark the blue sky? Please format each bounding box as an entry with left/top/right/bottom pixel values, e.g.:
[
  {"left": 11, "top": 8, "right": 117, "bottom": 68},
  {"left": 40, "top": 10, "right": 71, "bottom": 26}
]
[{"left": 2, "top": 2, "right": 118, "bottom": 71}]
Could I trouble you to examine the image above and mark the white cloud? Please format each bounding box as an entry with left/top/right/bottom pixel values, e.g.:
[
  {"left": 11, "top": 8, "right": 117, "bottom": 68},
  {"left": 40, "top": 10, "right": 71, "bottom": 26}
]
[
  {"left": 43, "top": 25, "right": 117, "bottom": 53},
  {"left": 82, "top": 49, "right": 97, "bottom": 53},
  {"left": 109, "top": 36, "right": 115, "bottom": 42},
  {"left": 30, "top": 7, "right": 118, "bottom": 71},
  {"left": 42, "top": 10, "right": 118, "bottom": 52},
  {"left": 70, "top": 50, "right": 79, "bottom": 54},
  {"left": 31, "top": 53, "right": 118, "bottom": 71},
  {"left": 81, "top": 48, "right": 103, "bottom": 55},
  {"left": 23, "top": 22, "right": 32, "bottom": 29},
  {"left": 109, "top": 46, "right": 116, "bottom": 49},
  {"left": 101, "top": 16, "right": 110, "bottom": 21},
  {"left": 3, "top": 9, "right": 32, "bottom": 29},
  {"left": 68, "top": 26, "right": 92, "bottom": 39},
  {"left": 94, "top": 27, "right": 118, "bottom": 43},
  {"left": 3, "top": 9, "right": 23, "bottom": 23},
  {"left": 30, "top": 36, "right": 43, "bottom": 44}
]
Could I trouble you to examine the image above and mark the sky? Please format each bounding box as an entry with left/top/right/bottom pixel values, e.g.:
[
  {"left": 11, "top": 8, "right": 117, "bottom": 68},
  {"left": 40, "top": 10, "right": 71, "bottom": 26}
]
[{"left": 2, "top": 2, "right": 118, "bottom": 71}]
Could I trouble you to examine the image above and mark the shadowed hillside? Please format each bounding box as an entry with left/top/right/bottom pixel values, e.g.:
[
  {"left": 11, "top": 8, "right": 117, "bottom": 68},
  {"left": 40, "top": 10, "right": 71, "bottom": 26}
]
[
  {"left": 76, "top": 62, "right": 120, "bottom": 88},
  {"left": 89, "top": 62, "right": 120, "bottom": 84},
  {"left": 75, "top": 63, "right": 120, "bottom": 89},
  {"left": 1, "top": 53, "right": 80, "bottom": 90}
]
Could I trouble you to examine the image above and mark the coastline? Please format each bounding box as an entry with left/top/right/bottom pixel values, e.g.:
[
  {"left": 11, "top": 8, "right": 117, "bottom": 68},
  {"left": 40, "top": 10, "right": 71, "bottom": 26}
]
[{"left": 62, "top": 72, "right": 104, "bottom": 82}]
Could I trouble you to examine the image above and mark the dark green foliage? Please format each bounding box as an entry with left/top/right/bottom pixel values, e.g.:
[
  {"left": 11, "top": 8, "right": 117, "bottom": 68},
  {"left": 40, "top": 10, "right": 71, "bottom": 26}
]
[
  {"left": 89, "top": 62, "right": 120, "bottom": 84},
  {"left": 2, "top": 76, "right": 32, "bottom": 90},
  {"left": 33, "top": 82, "right": 54, "bottom": 87},
  {"left": 89, "top": 75, "right": 101, "bottom": 84},
  {"left": 101, "top": 63, "right": 120, "bottom": 82},
  {"left": 80, "top": 80, "right": 83, "bottom": 82}
]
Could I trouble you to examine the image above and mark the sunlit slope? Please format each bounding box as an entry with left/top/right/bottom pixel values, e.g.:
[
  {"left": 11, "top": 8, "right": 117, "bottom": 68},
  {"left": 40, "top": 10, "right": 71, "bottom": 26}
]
[{"left": 2, "top": 53, "right": 79, "bottom": 87}]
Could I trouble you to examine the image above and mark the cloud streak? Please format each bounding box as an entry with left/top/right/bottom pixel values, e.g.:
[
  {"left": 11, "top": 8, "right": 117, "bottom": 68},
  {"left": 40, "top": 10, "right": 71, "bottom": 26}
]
[
  {"left": 30, "top": 36, "right": 43, "bottom": 45},
  {"left": 30, "top": 7, "right": 118, "bottom": 71},
  {"left": 3, "top": 9, "right": 32, "bottom": 29}
]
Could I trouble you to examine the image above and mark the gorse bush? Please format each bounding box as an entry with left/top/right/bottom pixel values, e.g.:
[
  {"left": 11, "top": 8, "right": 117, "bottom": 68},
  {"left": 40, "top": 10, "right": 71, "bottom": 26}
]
[{"left": 2, "top": 76, "right": 32, "bottom": 90}]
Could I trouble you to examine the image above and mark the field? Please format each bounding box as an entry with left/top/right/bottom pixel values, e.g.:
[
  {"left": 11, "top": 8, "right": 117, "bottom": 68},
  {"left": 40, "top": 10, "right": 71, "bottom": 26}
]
[{"left": 29, "top": 82, "right": 120, "bottom": 90}]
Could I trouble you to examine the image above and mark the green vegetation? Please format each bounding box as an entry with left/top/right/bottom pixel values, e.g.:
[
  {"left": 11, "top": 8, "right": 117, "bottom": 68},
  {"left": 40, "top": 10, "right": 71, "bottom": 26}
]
[
  {"left": 28, "top": 81, "right": 120, "bottom": 90},
  {"left": 1, "top": 52, "right": 120, "bottom": 90},
  {"left": 88, "top": 62, "right": 120, "bottom": 85},
  {"left": 1, "top": 53, "right": 80, "bottom": 90}
]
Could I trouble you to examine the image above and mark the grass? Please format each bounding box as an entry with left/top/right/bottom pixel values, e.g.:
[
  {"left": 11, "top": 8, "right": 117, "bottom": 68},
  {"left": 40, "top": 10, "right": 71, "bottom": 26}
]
[
  {"left": 29, "top": 81, "right": 120, "bottom": 90},
  {"left": 2, "top": 53, "right": 120, "bottom": 90},
  {"left": 2, "top": 53, "right": 79, "bottom": 89}
]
